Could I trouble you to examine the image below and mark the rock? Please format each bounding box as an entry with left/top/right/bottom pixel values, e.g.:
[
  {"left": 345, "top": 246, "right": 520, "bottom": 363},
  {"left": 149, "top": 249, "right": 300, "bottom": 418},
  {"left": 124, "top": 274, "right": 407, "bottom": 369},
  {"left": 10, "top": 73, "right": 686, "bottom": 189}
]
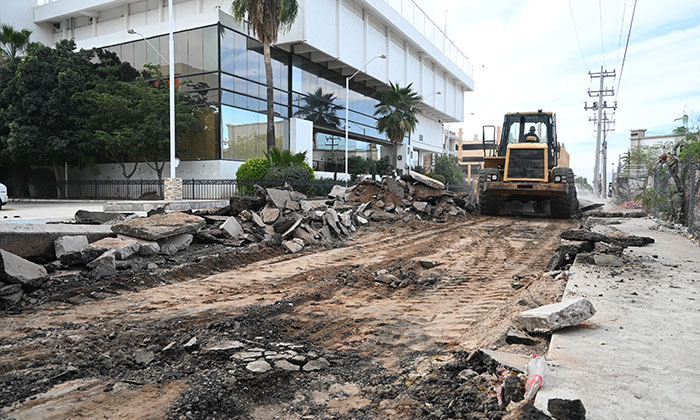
[
  {"left": 229, "top": 196, "right": 265, "bottom": 216},
  {"left": 0, "top": 249, "right": 48, "bottom": 292},
  {"left": 545, "top": 243, "right": 594, "bottom": 271},
  {"left": 413, "top": 201, "right": 430, "bottom": 212},
  {"left": 519, "top": 297, "right": 596, "bottom": 334},
  {"left": 293, "top": 226, "right": 318, "bottom": 246},
  {"left": 457, "top": 369, "right": 478, "bottom": 380},
  {"left": 159, "top": 233, "right": 193, "bottom": 256},
  {"left": 54, "top": 235, "right": 89, "bottom": 258},
  {"left": 202, "top": 340, "right": 245, "bottom": 354},
  {"left": 573, "top": 253, "right": 596, "bottom": 265},
  {"left": 356, "top": 215, "right": 369, "bottom": 225},
  {"left": 283, "top": 239, "right": 304, "bottom": 253},
  {"left": 251, "top": 212, "right": 265, "bottom": 228},
  {"left": 271, "top": 215, "right": 295, "bottom": 234},
  {"left": 0, "top": 284, "right": 24, "bottom": 309},
  {"left": 232, "top": 351, "right": 264, "bottom": 360},
  {"left": 147, "top": 262, "right": 159, "bottom": 270},
  {"left": 384, "top": 177, "right": 405, "bottom": 199},
  {"left": 183, "top": 337, "right": 198, "bottom": 350},
  {"left": 87, "top": 250, "right": 117, "bottom": 280},
  {"left": 161, "top": 341, "right": 177, "bottom": 355},
  {"left": 59, "top": 248, "right": 106, "bottom": 266},
  {"left": 375, "top": 273, "right": 400, "bottom": 285},
  {"left": 261, "top": 205, "right": 280, "bottom": 224},
  {"left": 266, "top": 188, "right": 291, "bottom": 208},
  {"left": 418, "top": 260, "right": 437, "bottom": 269},
  {"left": 413, "top": 183, "right": 446, "bottom": 200},
  {"left": 303, "top": 357, "right": 330, "bottom": 371},
  {"left": 593, "top": 254, "right": 623, "bottom": 267},
  {"left": 408, "top": 170, "right": 445, "bottom": 190},
  {"left": 502, "top": 400, "right": 551, "bottom": 420},
  {"left": 88, "top": 237, "right": 140, "bottom": 260},
  {"left": 74, "top": 210, "right": 134, "bottom": 224},
  {"left": 503, "top": 375, "right": 525, "bottom": 405},
  {"left": 117, "top": 235, "right": 160, "bottom": 256},
  {"left": 370, "top": 210, "right": 401, "bottom": 222},
  {"left": 246, "top": 359, "right": 272, "bottom": 373},
  {"left": 221, "top": 217, "right": 244, "bottom": 240},
  {"left": 511, "top": 281, "right": 525, "bottom": 289},
  {"left": 328, "top": 185, "right": 347, "bottom": 200},
  {"left": 134, "top": 350, "right": 155, "bottom": 365},
  {"left": 339, "top": 211, "right": 353, "bottom": 228},
  {"left": 547, "top": 398, "right": 586, "bottom": 420},
  {"left": 111, "top": 212, "right": 205, "bottom": 241},
  {"left": 593, "top": 241, "right": 624, "bottom": 256},
  {"left": 560, "top": 230, "right": 654, "bottom": 247},
  {"left": 506, "top": 325, "right": 538, "bottom": 345},
  {"left": 275, "top": 360, "right": 300, "bottom": 371},
  {"left": 285, "top": 199, "right": 301, "bottom": 211}
]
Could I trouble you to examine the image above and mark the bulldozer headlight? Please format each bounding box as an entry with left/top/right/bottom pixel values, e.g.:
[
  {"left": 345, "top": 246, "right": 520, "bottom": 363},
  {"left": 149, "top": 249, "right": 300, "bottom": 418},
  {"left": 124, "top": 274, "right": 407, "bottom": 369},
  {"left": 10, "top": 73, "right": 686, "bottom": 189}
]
[
  {"left": 490, "top": 174, "right": 498, "bottom": 181},
  {"left": 554, "top": 175, "right": 562, "bottom": 183}
]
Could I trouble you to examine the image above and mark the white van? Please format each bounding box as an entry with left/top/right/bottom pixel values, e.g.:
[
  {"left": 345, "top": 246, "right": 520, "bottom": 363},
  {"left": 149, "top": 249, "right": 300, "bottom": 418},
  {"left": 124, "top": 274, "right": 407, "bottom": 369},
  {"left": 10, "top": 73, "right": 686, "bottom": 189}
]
[{"left": 0, "top": 183, "right": 7, "bottom": 209}]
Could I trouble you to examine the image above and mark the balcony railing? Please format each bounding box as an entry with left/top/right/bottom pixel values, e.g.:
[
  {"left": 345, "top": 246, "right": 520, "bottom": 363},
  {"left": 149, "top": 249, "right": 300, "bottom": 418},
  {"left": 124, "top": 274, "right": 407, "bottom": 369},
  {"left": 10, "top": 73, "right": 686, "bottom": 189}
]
[{"left": 382, "top": 0, "right": 472, "bottom": 78}]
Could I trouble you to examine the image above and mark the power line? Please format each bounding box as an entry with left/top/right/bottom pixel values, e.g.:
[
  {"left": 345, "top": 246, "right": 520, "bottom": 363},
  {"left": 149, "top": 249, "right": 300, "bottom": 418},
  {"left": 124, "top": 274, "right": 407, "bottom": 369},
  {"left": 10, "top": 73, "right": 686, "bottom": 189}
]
[
  {"left": 568, "top": 0, "right": 589, "bottom": 72},
  {"left": 616, "top": 0, "right": 637, "bottom": 101},
  {"left": 599, "top": 0, "right": 606, "bottom": 67},
  {"left": 615, "top": 0, "right": 627, "bottom": 68}
]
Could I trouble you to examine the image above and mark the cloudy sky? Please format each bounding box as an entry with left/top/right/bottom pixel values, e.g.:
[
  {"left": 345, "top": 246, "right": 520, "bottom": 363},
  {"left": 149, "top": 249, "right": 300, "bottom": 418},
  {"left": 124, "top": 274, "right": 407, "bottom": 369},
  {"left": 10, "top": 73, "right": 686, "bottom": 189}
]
[{"left": 411, "top": 0, "right": 700, "bottom": 182}]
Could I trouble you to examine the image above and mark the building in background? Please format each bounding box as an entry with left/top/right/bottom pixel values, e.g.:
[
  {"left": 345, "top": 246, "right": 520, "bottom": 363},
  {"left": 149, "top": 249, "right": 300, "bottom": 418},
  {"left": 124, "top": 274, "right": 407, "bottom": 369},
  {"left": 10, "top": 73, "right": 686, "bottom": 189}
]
[{"left": 8, "top": 0, "right": 473, "bottom": 180}]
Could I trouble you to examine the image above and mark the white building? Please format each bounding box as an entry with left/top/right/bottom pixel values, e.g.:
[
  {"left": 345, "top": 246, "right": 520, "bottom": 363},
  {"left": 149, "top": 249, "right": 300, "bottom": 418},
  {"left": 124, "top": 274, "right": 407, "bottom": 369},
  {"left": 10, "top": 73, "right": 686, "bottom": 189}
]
[{"left": 7, "top": 0, "right": 474, "bottom": 179}]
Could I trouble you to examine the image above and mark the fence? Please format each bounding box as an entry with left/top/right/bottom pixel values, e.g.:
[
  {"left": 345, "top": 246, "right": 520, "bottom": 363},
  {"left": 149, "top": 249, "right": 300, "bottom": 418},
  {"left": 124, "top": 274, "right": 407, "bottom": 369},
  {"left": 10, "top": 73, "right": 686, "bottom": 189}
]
[
  {"left": 646, "top": 162, "right": 700, "bottom": 236},
  {"left": 7, "top": 178, "right": 358, "bottom": 201}
]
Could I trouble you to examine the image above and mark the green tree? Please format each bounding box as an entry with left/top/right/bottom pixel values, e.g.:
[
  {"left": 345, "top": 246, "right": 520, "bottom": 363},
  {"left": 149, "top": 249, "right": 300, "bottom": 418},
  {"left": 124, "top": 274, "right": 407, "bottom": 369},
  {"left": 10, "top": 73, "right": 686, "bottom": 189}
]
[
  {"left": 231, "top": 0, "right": 299, "bottom": 152},
  {"left": 0, "top": 24, "right": 32, "bottom": 62},
  {"left": 432, "top": 154, "right": 464, "bottom": 185},
  {"left": 374, "top": 82, "right": 422, "bottom": 145}
]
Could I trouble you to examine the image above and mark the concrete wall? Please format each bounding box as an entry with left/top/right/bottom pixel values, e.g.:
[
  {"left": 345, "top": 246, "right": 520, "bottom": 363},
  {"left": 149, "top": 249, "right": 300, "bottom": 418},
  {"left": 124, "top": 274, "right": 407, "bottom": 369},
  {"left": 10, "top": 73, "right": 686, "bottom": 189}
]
[
  {"left": 0, "top": 0, "right": 55, "bottom": 45},
  {"left": 289, "top": 118, "right": 314, "bottom": 166}
]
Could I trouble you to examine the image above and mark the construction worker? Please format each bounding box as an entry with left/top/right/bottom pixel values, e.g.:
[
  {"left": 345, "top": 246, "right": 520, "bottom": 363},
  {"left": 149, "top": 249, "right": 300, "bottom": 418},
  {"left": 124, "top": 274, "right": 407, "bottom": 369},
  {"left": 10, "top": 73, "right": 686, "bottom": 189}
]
[{"left": 524, "top": 126, "right": 539, "bottom": 142}]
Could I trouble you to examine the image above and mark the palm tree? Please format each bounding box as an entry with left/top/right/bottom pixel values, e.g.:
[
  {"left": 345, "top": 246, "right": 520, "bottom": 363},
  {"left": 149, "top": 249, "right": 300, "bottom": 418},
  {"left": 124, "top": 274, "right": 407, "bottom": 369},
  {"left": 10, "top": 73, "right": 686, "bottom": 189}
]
[
  {"left": 0, "top": 24, "right": 32, "bottom": 62},
  {"left": 231, "top": 0, "right": 299, "bottom": 153},
  {"left": 294, "top": 88, "right": 342, "bottom": 128},
  {"left": 374, "top": 82, "right": 422, "bottom": 145}
]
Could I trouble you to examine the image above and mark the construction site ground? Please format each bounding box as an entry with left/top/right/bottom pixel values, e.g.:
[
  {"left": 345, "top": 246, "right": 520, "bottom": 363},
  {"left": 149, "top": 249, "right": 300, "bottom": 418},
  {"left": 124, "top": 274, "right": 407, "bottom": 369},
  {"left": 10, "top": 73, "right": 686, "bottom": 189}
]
[{"left": 0, "top": 215, "right": 576, "bottom": 419}]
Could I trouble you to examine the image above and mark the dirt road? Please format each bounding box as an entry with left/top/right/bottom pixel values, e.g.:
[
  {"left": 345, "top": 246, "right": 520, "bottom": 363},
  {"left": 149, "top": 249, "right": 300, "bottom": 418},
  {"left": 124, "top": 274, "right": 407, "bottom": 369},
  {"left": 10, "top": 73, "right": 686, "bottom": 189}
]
[{"left": 0, "top": 216, "right": 575, "bottom": 419}]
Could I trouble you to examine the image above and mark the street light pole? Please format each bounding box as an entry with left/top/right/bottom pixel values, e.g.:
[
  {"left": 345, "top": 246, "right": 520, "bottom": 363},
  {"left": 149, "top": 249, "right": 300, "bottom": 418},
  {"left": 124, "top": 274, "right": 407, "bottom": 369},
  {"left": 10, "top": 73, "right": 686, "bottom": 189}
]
[
  {"left": 127, "top": 29, "right": 168, "bottom": 63},
  {"left": 345, "top": 54, "right": 386, "bottom": 183},
  {"left": 168, "top": 0, "right": 176, "bottom": 179}
]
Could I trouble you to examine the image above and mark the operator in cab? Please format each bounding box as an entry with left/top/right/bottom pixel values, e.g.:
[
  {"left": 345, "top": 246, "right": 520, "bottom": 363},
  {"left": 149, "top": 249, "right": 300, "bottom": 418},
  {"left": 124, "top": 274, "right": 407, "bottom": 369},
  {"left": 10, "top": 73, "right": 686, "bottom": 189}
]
[{"left": 524, "top": 126, "right": 539, "bottom": 142}]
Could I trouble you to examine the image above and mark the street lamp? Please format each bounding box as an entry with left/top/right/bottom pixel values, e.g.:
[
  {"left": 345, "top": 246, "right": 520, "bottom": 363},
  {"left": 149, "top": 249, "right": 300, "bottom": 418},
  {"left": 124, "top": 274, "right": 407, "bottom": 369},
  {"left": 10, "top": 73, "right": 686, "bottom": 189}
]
[
  {"left": 127, "top": 29, "right": 168, "bottom": 63},
  {"left": 345, "top": 54, "right": 386, "bottom": 182}
]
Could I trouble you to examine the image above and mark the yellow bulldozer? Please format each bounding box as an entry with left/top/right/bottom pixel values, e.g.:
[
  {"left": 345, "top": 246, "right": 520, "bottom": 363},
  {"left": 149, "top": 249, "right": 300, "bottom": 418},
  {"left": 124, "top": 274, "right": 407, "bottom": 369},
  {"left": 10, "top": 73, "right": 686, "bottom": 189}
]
[{"left": 478, "top": 111, "right": 578, "bottom": 218}]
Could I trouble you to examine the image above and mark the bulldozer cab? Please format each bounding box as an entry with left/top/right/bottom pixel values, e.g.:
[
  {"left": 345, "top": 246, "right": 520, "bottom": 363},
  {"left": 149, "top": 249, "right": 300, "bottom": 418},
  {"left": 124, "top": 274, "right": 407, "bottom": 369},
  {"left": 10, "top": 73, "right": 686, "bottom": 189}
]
[{"left": 498, "top": 112, "right": 559, "bottom": 168}]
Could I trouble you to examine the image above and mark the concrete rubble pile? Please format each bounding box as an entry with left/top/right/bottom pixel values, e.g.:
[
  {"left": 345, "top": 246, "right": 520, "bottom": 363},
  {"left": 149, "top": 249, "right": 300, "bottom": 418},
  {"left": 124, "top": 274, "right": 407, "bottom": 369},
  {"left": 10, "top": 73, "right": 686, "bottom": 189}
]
[{"left": 1, "top": 177, "right": 474, "bottom": 310}]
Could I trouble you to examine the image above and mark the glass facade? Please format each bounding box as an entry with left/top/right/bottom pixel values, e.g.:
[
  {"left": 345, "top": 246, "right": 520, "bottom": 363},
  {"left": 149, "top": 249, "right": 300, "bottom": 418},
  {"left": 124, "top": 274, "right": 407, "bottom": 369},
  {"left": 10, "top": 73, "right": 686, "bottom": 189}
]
[
  {"left": 313, "top": 132, "right": 383, "bottom": 172},
  {"left": 101, "top": 22, "right": 388, "bottom": 164}
]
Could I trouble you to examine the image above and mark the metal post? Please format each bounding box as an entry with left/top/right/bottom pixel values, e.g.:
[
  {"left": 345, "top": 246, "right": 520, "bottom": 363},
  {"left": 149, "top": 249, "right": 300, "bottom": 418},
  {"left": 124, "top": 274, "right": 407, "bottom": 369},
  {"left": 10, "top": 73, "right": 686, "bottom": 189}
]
[
  {"left": 345, "top": 76, "right": 349, "bottom": 184},
  {"left": 168, "top": 0, "right": 176, "bottom": 179},
  {"left": 593, "top": 67, "right": 604, "bottom": 197}
]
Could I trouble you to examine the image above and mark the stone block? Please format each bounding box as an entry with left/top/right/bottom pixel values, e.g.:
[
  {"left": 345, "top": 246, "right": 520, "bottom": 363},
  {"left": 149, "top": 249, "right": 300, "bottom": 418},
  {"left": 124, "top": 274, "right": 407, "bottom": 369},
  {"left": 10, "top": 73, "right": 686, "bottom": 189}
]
[
  {"left": 54, "top": 235, "right": 89, "bottom": 258},
  {"left": 261, "top": 205, "right": 280, "bottom": 224},
  {"left": 519, "top": 297, "right": 596, "bottom": 334},
  {"left": 88, "top": 237, "right": 141, "bottom": 260},
  {"left": 413, "top": 201, "right": 430, "bottom": 212},
  {"left": 328, "top": 185, "right": 347, "bottom": 199},
  {"left": 87, "top": 250, "right": 117, "bottom": 280},
  {"left": 221, "top": 217, "right": 244, "bottom": 240},
  {"left": 0, "top": 284, "right": 24, "bottom": 309},
  {"left": 266, "top": 188, "right": 291, "bottom": 208},
  {"left": 0, "top": 249, "right": 48, "bottom": 292},
  {"left": 283, "top": 239, "right": 304, "bottom": 253},
  {"left": 117, "top": 235, "right": 160, "bottom": 256},
  {"left": 163, "top": 178, "right": 183, "bottom": 201}
]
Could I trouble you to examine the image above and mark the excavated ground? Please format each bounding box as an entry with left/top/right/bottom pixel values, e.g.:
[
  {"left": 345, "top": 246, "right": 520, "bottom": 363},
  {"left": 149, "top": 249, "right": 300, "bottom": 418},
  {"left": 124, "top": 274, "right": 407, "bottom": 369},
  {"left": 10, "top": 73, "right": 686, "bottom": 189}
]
[{"left": 0, "top": 216, "right": 575, "bottom": 419}]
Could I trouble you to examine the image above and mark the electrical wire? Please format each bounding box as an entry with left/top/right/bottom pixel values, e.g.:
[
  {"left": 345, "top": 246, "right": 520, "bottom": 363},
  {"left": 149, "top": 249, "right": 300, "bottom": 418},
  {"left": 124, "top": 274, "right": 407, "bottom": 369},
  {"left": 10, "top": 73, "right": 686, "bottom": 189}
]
[
  {"left": 615, "top": 0, "right": 627, "bottom": 68},
  {"left": 616, "top": 0, "right": 637, "bottom": 101},
  {"left": 599, "top": 0, "right": 606, "bottom": 67},
  {"left": 568, "top": 0, "right": 589, "bottom": 72}
]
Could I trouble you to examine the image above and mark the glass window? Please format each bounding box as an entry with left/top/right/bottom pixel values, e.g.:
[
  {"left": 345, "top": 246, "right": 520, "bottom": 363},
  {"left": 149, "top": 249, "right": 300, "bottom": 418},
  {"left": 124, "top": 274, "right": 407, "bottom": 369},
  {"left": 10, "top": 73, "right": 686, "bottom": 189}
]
[
  {"left": 188, "top": 28, "right": 203, "bottom": 73},
  {"left": 120, "top": 42, "right": 134, "bottom": 66},
  {"left": 220, "top": 27, "right": 235, "bottom": 74},
  {"left": 158, "top": 35, "right": 169, "bottom": 75},
  {"left": 312, "top": 132, "right": 382, "bottom": 173},
  {"left": 174, "top": 31, "right": 188, "bottom": 75},
  {"left": 202, "top": 26, "right": 218, "bottom": 72},
  {"left": 133, "top": 40, "right": 147, "bottom": 70},
  {"left": 145, "top": 37, "right": 161, "bottom": 68},
  {"left": 221, "top": 105, "right": 287, "bottom": 161},
  {"left": 179, "top": 105, "right": 219, "bottom": 160}
]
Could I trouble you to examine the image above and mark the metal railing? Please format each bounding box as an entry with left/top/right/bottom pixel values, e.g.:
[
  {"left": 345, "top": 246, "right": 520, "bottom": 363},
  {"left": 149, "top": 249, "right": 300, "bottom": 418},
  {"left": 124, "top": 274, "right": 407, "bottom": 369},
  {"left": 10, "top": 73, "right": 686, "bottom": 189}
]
[{"left": 382, "top": 0, "right": 472, "bottom": 77}]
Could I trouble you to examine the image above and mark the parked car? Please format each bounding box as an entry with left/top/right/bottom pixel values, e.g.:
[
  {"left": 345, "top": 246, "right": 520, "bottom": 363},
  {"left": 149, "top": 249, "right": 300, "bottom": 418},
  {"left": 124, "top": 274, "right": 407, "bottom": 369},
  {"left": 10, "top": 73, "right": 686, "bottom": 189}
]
[{"left": 0, "top": 183, "right": 7, "bottom": 209}]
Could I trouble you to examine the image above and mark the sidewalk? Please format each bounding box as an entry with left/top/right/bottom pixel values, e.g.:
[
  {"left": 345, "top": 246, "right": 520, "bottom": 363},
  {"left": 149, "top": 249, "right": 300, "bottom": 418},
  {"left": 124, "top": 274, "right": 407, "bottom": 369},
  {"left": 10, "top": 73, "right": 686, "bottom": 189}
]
[{"left": 535, "top": 217, "right": 700, "bottom": 419}]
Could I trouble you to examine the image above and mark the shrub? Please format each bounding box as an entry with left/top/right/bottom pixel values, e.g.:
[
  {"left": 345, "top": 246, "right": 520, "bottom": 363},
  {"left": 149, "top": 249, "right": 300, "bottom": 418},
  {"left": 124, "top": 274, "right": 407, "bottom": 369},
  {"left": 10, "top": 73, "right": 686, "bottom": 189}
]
[
  {"left": 433, "top": 155, "right": 464, "bottom": 185},
  {"left": 263, "top": 165, "right": 313, "bottom": 182},
  {"left": 236, "top": 158, "right": 270, "bottom": 181},
  {"left": 426, "top": 172, "right": 446, "bottom": 184},
  {"left": 374, "top": 156, "right": 394, "bottom": 176},
  {"left": 348, "top": 156, "right": 369, "bottom": 181}
]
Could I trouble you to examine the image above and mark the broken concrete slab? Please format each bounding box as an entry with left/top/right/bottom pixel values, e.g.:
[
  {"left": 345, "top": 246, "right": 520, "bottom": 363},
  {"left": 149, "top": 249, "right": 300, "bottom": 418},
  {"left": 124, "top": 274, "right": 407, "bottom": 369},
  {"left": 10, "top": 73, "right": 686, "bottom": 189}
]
[
  {"left": 545, "top": 242, "right": 594, "bottom": 271},
  {"left": 281, "top": 218, "right": 303, "bottom": 238},
  {"left": 246, "top": 359, "right": 272, "bottom": 373},
  {"left": 273, "top": 215, "right": 298, "bottom": 234},
  {"left": 111, "top": 212, "right": 205, "bottom": 241},
  {"left": 577, "top": 199, "right": 604, "bottom": 213},
  {"left": 282, "top": 238, "right": 304, "bottom": 253},
  {"left": 328, "top": 185, "right": 347, "bottom": 200},
  {"left": 413, "top": 183, "right": 446, "bottom": 200},
  {"left": 251, "top": 212, "right": 265, "bottom": 228},
  {"left": 408, "top": 170, "right": 445, "bottom": 190},
  {"left": 59, "top": 248, "right": 106, "bottom": 267},
  {"left": 413, "top": 201, "right": 430, "bottom": 212},
  {"left": 383, "top": 177, "right": 405, "bottom": 199},
  {"left": 229, "top": 196, "right": 265, "bottom": 216},
  {"left": 0, "top": 284, "right": 24, "bottom": 309},
  {"left": 0, "top": 249, "right": 48, "bottom": 292},
  {"left": 506, "top": 325, "right": 538, "bottom": 346},
  {"left": 593, "top": 254, "right": 623, "bottom": 267},
  {"left": 159, "top": 234, "right": 194, "bottom": 256},
  {"left": 74, "top": 210, "right": 134, "bottom": 224},
  {"left": 519, "top": 297, "right": 596, "bottom": 334},
  {"left": 261, "top": 205, "right": 280, "bottom": 224},
  {"left": 266, "top": 188, "right": 291, "bottom": 208},
  {"left": 54, "top": 235, "right": 89, "bottom": 258},
  {"left": 303, "top": 357, "right": 330, "bottom": 371},
  {"left": 87, "top": 237, "right": 140, "bottom": 260},
  {"left": 220, "top": 217, "right": 244, "bottom": 240},
  {"left": 560, "top": 230, "right": 654, "bottom": 247},
  {"left": 285, "top": 199, "right": 301, "bottom": 211},
  {"left": 547, "top": 398, "right": 586, "bottom": 420},
  {"left": 117, "top": 235, "right": 160, "bottom": 256},
  {"left": 478, "top": 349, "right": 529, "bottom": 373},
  {"left": 0, "top": 224, "right": 115, "bottom": 259}
]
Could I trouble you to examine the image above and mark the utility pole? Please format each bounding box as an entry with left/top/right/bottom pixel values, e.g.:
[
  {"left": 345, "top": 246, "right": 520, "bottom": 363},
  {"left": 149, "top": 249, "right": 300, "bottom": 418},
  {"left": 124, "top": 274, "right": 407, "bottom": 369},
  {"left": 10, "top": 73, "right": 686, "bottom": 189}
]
[
  {"left": 588, "top": 110, "right": 616, "bottom": 196},
  {"left": 584, "top": 67, "right": 616, "bottom": 197}
]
